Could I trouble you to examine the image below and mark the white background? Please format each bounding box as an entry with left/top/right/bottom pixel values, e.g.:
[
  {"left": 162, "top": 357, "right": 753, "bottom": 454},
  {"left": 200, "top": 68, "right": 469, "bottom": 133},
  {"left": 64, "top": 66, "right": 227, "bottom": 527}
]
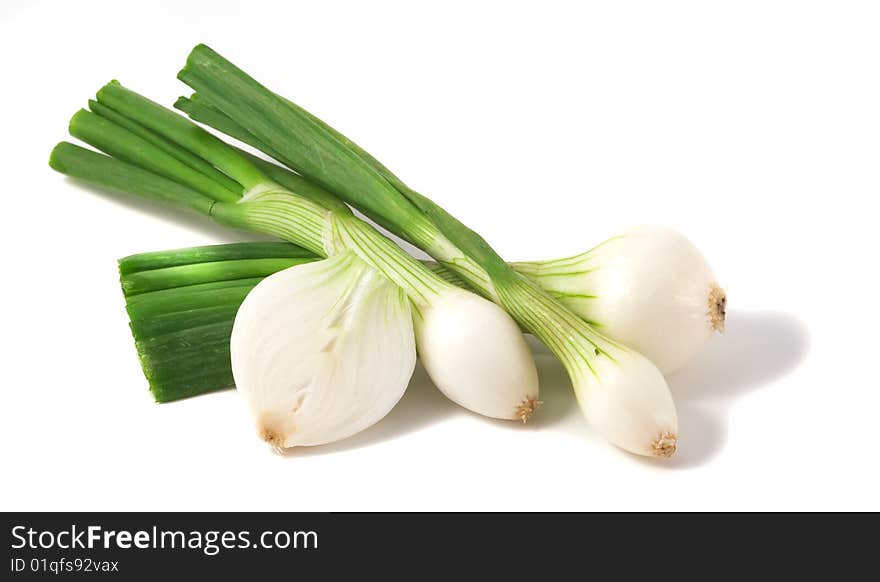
[{"left": 1, "top": 0, "right": 877, "bottom": 511}]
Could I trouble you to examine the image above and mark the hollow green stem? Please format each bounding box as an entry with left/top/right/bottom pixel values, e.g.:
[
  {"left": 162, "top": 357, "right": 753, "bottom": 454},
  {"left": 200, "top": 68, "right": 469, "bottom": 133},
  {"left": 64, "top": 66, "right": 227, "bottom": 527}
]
[
  {"left": 96, "top": 81, "right": 267, "bottom": 191},
  {"left": 122, "top": 257, "right": 314, "bottom": 296},
  {"left": 119, "top": 241, "right": 315, "bottom": 275},
  {"left": 175, "top": 94, "right": 285, "bottom": 163},
  {"left": 89, "top": 99, "right": 243, "bottom": 195},
  {"left": 69, "top": 109, "right": 240, "bottom": 203}
]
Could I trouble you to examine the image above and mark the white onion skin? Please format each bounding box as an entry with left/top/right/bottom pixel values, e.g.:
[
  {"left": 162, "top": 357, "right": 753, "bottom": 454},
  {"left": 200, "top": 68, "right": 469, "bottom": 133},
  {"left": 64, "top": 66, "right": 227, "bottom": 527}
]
[
  {"left": 230, "top": 252, "right": 416, "bottom": 449},
  {"left": 415, "top": 288, "right": 540, "bottom": 421},
  {"left": 573, "top": 345, "right": 678, "bottom": 457},
  {"left": 516, "top": 225, "right": 723, "bottom": 374}
]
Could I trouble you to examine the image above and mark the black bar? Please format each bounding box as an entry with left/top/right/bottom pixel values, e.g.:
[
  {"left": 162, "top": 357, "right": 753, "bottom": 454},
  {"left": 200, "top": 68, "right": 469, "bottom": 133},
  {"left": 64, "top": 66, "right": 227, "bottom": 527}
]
[{"left": 1, "top": 512, "right": 875, "bottom": 577}]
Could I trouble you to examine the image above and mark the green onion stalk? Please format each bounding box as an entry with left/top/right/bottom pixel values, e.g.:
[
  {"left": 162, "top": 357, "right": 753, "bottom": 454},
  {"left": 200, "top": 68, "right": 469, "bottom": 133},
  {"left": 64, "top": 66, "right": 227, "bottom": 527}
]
[
  {"left": 50, "top": 85, "right": 540, "bottom": 448},
  {"left": 172, "top": 45, "right": 681, "bottom": 458},
  {"left": 118, "top": 243, "right": 315, "bottom": 401}
]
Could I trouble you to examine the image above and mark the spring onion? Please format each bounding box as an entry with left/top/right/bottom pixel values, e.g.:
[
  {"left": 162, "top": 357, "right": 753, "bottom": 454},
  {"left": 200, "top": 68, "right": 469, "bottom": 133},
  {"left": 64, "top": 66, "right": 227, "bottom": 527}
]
[
  {"left": 175, "top": 45, "right": 681, "bottom": 456},
  {"left": 50, "top": 84, "right": 540, "bottom": 445}
]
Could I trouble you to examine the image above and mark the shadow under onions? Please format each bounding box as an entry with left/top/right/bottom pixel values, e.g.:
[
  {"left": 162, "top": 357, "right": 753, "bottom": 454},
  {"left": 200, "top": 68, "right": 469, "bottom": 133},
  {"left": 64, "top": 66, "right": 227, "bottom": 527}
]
[
  {"left": 497, "top": 310, "right": 810, "bottom": 467},
  {"left": 655, "top": 309, "right": 810, "bottom": 469}
]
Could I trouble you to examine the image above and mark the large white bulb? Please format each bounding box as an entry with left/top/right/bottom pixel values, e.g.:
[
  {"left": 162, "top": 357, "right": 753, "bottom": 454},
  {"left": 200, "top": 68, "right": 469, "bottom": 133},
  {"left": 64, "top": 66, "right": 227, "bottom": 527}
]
[
  {"left": 580, "top": 226, "right": 723, "bottom": 373},
  {"left": 516, "top": 225, "right": 724, "bottom": 374},
  {"left": 230, "top": 251, "right": 416, "bottom": 449}
]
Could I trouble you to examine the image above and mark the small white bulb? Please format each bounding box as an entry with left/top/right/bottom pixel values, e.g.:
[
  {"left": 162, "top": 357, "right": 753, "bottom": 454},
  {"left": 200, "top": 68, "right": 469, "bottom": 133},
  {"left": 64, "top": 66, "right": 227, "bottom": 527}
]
[
  {"left": 573, "top": 345, "right": 678, "bottom": 458},
  {"left": 415, "top": 288, "right": 540, "bottom": 421}
]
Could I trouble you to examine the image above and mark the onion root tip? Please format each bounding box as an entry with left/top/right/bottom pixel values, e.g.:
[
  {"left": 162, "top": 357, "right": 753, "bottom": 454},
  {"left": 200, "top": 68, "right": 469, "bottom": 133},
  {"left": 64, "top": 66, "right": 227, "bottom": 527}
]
[
  {"left": 651, "top": 432, "right": 677, "bottom": 458},
  {"left": 515, "top": 396, "right": 542, "bottom": 423},
  {"left": 258, "top": 425, "right": 287, "bottom": 453},
  {"left": 708, "top": 284, "right": 727, "bottom": 332}
]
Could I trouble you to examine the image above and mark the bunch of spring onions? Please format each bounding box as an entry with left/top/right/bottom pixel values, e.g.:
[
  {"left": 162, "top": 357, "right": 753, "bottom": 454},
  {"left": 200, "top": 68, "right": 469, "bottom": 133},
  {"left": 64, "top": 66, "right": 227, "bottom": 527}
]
[{"left": 50, "top": 45, "right": 725, "bottom": 458}]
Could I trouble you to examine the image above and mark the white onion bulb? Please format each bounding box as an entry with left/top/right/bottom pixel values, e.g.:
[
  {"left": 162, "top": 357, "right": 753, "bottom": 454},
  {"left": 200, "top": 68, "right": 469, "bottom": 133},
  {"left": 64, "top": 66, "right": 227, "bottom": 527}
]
[
  {"left": 516, "top": 225, "right": 724, "bottom": 374},
  {"left": 572, "top": 344, "right": 678, "bottom": 457},
  {"left": 230, "top": 251, "right": 416, "bottom": 449},
  {"left": 415, "top": 288, "right": 540, "bottom": 421}
]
